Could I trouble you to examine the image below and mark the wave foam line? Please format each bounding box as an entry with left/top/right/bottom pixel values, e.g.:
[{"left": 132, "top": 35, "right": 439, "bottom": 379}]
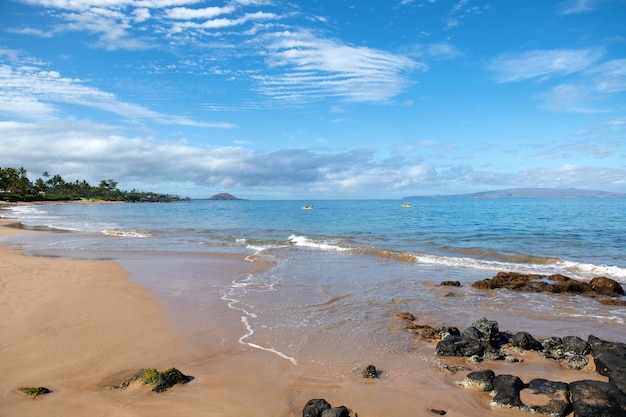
[
  {"left": 102, "top": 229, "right": 151, "bottom": 238},
  {"left": 412, "top": 254, "right": 626, "bottom": 281},
  {"left": 282, "top": 234, "right": 626, "bottom": 281},
  {"left": 239, "top": 316, "right": 298, "bottom": 365},
  {"left": 222, "top": 287, "right": 297, "bottom": 365},
  {"left": 560, "top": 261, "right": 626, "bottom": 280},
  {"left": 288, "top": 234, "right": 350, "bottom": 252},
  {"left": 356, "top": 247, "right": 626, "bottom": 282}
]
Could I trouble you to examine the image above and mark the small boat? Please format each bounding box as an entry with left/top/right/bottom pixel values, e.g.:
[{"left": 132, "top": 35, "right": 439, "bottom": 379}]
[
  {"left": 302, "top": 205, "right": 314, "bottom": 210},
  {"left": 400, "top": 202, "right": 411, "bottom": 208}
]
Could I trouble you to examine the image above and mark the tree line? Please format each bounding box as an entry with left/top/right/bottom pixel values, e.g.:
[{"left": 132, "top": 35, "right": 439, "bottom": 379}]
[{"left": 0, "top": 166, "right": 188, "bottom": 203}]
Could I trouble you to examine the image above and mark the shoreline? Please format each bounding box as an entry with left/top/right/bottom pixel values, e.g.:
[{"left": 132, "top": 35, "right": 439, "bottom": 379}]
[
  {"left": 0, "top": 218, "right": 614, "bottom": 416},
  {"left": 0, "top": 219, "right": 295, "bottom": 416}
]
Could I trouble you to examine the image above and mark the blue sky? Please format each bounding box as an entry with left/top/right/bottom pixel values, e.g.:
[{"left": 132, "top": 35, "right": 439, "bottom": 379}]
[{"left": 1, "top": 0, "right": 625, "bottom": 199}]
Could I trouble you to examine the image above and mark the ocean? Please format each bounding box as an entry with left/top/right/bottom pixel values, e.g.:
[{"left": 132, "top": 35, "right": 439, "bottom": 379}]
[{"left": 1, "top": 198, "right": 625, "bottom": 376}]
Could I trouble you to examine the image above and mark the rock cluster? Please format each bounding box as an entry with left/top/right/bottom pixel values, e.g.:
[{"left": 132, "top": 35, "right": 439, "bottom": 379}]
[
  {"left": 396, "top": 314, "right": 626, "bottom": 416},
  {"left": 471, "top": 272, "right": 625, "bottom": 305},
  {"left": 460, "top": 370, "right": 626, "bottom": 417}
]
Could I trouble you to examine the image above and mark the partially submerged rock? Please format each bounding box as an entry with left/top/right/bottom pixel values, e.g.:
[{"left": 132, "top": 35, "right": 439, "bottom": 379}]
[
  {"left": 395, "top": 311, "right": 415, "bottom": 321},
  {"left": 471, "top": 271, "right": 625, "bottom": 301},
  {"left": 590, "top": 276, "right": 625, "bottom": 296},
  {"left": 362, "top": 364, "right": 378, "bottom": 378},
  {"left": 428, "top": 316, "right": 596, "bottom": 374},
  {"left": 459, "top": 369, "right": 495, "bottom": 391},
  {"left": 460, "top": 370, "right": 572, "bottom": 417},
  {"left": 451, "top": 331, "right": 626, "bottom": 416},
  {"left": 118, "top": 367, "right": 192, "bottom": 393},
  {"left": 526, "top": 378, "right": 571, "bottom": 417},
  {"left": 491, "top": 374, "right": 527, "bottom": 411},
  {"left": 397, "top": 313, "right": 626, "bottom": 415}
]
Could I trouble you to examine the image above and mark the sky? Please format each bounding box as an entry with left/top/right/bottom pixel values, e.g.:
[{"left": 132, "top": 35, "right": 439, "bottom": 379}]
[{"left": 0, "top": 0, "right": 625, "bottom": 199}]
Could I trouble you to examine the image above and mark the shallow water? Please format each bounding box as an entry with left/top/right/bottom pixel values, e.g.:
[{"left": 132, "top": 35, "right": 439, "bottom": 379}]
[{"left": 1, "top": 198, "right": 625, "bottom": 377}]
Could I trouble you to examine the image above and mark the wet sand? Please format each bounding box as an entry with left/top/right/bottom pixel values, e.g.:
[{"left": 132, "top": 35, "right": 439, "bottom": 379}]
[{"left": 0, "top": 218, "right": 610, "bottom": 417}]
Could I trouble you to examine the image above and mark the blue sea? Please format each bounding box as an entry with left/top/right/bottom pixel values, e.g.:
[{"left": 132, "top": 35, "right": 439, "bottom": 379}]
[{"left": 2, "top": 198, "right": 625, "bottom": 374}]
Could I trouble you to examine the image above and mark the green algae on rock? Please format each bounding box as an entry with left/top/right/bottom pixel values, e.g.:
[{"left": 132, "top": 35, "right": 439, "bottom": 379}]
[
  {"left": 18, "top": 386, "right": 51, "bottom": 398},
  {"left": 119, "top": 367, "right": 192, "bottom": 393}
]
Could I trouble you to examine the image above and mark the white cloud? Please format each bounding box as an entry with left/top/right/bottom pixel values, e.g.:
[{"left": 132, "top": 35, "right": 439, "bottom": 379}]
[
  {"left": 509, "top": 57, "right": 626, "bottom": 113},
  {"left": 11, "top": 1, "right": 418, "bottom": 105},
  {"left": 487, "top": 48, "right": 603, "bottom": 83},
  {"left": 0, "top": 93, "right": 57, "bottom": 119},
  {"left": 0, "top": 55, "right": 233, "bottom": 128},
  {"left": 255, "top": 31, "right": 423, "bottom": 103},
  {"left": 409, "top": 42, "right": 462, "bottom": 60},
  {"left": 165, "top": 5, "right": 235, "bottom": 20},
  {"left": 587, "top": 59, "right": 626, "bottom": 93},
  {"left": 20, "top": 0, "right": 201, "bottom": 11},
  {"left": 0, "top": 119, "right": 458, "bottom": 196},
  {"left": 18, "top": 0, "right": 282, "bottom": 51},
  {"left": 133, "top": 7, "right": 151, "bottom": 22},
  {"left": 536, "top": 84, "right": 599, "bottom": 113},
  {"left": 520, "top": 164, "right": 626, "bottom": 189},
  {"left": 556, "top": 0, "right": 606, "bottom": 15},
  {"left": 232, "top": 0, "right": 274, "bottom": 5},
  {"left": 426, "top": 43, "right": 463, "bottom": 60},
  {"left": 2, "top": 118, "right": 624, "bottom": 197}
]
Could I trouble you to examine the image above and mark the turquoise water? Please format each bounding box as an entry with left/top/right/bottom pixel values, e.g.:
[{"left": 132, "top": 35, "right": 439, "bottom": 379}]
[
  {"left": 2, "top": 199, "right": 625, "bottom": 372},
  {"left": 3, "top": 199, "right": 625, "bottom": 275}
]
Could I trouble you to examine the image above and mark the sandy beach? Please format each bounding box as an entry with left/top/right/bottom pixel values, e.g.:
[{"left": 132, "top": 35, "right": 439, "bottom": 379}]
[{"left": 0, "top": 217, "right": 611, "bottom": 417}]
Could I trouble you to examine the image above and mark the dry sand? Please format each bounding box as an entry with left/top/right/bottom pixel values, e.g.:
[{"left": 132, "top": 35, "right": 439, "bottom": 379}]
[{"left": 0, "top": 218, "right": 609, "bottom": 417}]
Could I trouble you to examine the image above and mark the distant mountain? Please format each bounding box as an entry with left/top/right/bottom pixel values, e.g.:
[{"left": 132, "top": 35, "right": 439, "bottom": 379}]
[
  {"left": 404, "top": 188, "right": 626, "bottom": 199},
  {"left": 206, "top": 193, "right": 247, "bottom": 200}
]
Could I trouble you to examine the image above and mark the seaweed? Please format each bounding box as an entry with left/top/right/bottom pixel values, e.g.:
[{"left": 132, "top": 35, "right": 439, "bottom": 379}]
[{"left": 18, "top": 386, "right": 51, "bottom": 398}]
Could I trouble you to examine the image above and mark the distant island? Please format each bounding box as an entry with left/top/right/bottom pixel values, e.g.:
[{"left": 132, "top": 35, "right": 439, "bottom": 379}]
[
  {"left": 206, "top": 193, "right": 247, "bottom": 201},
  {"left": 404, "top": 188, "right": 626, "bottom": 199}
]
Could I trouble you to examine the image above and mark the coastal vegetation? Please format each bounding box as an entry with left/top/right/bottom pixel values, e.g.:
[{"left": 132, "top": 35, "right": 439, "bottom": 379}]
[{"left": 0, "top": 166, "right": 188, "bottom": 203}]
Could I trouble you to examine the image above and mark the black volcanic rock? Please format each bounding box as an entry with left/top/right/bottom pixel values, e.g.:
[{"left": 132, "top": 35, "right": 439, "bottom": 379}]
[
  {"left": 511, "top": 332, "right": 543, "bottom": 351},
  {"left": 570, "top": 380, "right": 626, "bottom": 417},
  {"left": 526, "top": 378, "right": 572, "bottom": 417},
  {"left": 460, "top": 369, "right": 496, "bottom": 391},
  {"left": 588, "top": 336, "right": 626, "bottom": 393},
  {"left": 303, "top": 399, "right": 331, "bottom": 417},
  {"left": 491, "top": 375, "right": 527, "bottom": 410},
  {"left": 436, "top": 335, "right": 486, "bottom": 357}
]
